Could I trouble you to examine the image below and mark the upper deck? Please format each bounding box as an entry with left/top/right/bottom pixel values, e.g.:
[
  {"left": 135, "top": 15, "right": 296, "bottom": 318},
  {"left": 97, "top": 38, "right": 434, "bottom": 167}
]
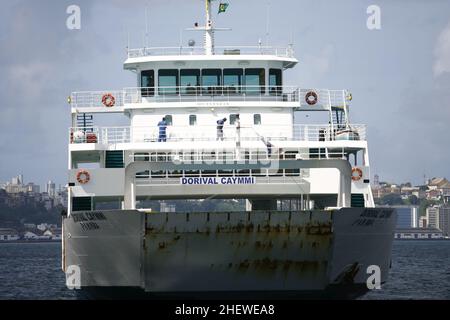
[
  {"left": 125, "top": 45, "right": 297, "bottom": 68},
  {"left": 69, "top": 86, "right": 350, "bottom": 113}
]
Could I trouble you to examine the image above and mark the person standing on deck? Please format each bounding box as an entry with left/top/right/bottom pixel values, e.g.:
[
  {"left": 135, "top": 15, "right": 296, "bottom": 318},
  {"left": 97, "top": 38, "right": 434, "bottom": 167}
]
[
  {"left": 157, "top": 117, "right": 167, "bottom": 142},
  {"left": 235, "top": 114, "right": 241, "bottom": 148},
  {"left": 216, "top": 118, "right": 227, "bottom": 141}
]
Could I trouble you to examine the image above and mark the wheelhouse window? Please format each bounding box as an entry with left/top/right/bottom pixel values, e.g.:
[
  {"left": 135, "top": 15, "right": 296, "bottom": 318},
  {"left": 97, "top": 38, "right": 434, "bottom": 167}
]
[
  {"left": 223, "top": 68, "right": 243, "bottom": 94},
  {"left": 158, "top": 69, "right": 179, "bottom": 95},
  {"left": 254, "top": 114, "right": 261, "bottom": 125},
  {"left": 201, "top": 69, "right": 222, "bottom": 94},
  {"left": 244, "top": 68, "right": 265, "bottom": 94},
  {"left": 180, "top": 69, "right": 200, "bottom": 95},
  {"left": 269, "top": 69, "right": 282, "bottom": 95},
  {"left": 189, "top": 115, "right": 197, "bottom": 126},
  {"left": 141, "top": 70, "right": 154, "bottom": 97}
]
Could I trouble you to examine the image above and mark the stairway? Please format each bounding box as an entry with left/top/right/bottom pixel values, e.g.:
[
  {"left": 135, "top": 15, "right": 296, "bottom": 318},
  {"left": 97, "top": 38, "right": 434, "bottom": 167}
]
[
  {"left": 105, "top": 150, "right": 124, "bottom": 168},
  {"left": 331, "top": 107, "right": 347, "bottom": 130},
  {"left": 72, "top": 197, "right": 92, "bottom": 211},
  {"left": 76, "top": 113, "right": 94, "bottom": 132},
  {"left": 351, "top": 193, "right": 365, "bottom": 208}
]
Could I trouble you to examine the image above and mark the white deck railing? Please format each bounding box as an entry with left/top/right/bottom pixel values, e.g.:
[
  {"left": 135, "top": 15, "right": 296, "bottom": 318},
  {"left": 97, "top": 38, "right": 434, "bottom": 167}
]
[
  {"left": 70, "top": 86, "right": 350, "bottom": 109},
  {"left": 69, "top": 124, "right": 366, "bottom": 144},
  {"left": 127, "top": 45, "right": 295, "bottom": 58}
]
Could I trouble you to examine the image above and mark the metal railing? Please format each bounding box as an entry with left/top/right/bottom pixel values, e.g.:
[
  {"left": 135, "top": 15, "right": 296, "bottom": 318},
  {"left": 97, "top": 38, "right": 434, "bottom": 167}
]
[
  {"left": 70, "top": 86, "right": 350, "bottom": 109},
  {"left": 123, "top": 85, "right": 299, "bottom": 104},
  {"left": 69, "top": 124, "right": 366, "bottom": 144},
  {"left": 127, "top": 45, "right": 295, "bottom": 58},
  {"left": 130, "top": 148, "right": 346, "bottom": 164},
  {"left": 70, "top": 90, "right": 124, "bottom": 108},
  {"left": 135, "top": 173, "right": 311, "bottom": 187}
]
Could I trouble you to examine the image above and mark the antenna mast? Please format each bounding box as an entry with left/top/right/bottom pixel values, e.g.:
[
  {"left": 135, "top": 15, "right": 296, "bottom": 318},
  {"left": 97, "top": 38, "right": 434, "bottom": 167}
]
[{"left": 187, "top": 0, "right": 231, "bottom": 55}]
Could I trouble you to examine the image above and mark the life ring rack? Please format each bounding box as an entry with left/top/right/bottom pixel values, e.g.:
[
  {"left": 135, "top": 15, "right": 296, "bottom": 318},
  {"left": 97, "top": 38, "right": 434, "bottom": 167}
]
[
  {"left": 351, "top": 167, "right": 363, "bottom": 181},
  {"left": 76, "top": 170, "right": 91, "bottom": 184}
]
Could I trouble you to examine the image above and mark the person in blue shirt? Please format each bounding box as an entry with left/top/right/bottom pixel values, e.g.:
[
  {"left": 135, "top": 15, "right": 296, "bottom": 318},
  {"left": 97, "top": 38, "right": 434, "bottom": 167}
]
[
  {"left": 216, "top": 118, "right": 227, "bottom": 141},
  {"left": 157, "top": 117, "right": 167, "bottom": 142}
]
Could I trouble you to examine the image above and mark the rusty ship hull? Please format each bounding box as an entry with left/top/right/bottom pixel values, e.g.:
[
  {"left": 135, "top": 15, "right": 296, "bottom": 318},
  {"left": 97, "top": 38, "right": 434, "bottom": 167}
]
[{"left": 62, "top": 207, "right": 396, "bottom": 299}]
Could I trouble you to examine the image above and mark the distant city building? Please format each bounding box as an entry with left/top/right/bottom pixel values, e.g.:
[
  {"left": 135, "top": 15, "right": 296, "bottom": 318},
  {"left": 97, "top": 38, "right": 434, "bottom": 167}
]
[
  {"left": 23, "top": 223, "right": 36, "bottom": 230},
  {"left": 43, "top": 228, "right": 62, "bottom": 240},
  {"left": 394, "top": 228, "right": 444, "bottom": 240},
  {"left": 373, "top": 174, "right": 380, "bottom": 188},
  {"left": 37, "top": 223, "right": 56, "bottom": 232},
  {"left": 392, "top": 205, "right": 419, "bottom": 229},
  {"left": 46, "top": 180, "right": 56, "bottom": 198},
  {"left": 419, "top": 217, "right": 427, "bottom": 228},
  {"left": 438, "top": 205, "right": 450, "bottom": 237},
  {"left": 426, "top": 206, "right": 440, "bottom": 229},
  {"left": 11, "top": 175, "right": 23, "bottom": 186},
  {"left": 160, "top": 202, "right": 176, "bottom": 212},
  {"left": 0, "top": 228, "right": 19, "bottom": 241},
  {"left": 426, "top": 177, "right": 450, "bottom": 201},
  {"left": 25, "top": 183, "right": 40, "bottom": 194},
  {"left": 23, "top": 231, "right": 38, "bottom": 240}
]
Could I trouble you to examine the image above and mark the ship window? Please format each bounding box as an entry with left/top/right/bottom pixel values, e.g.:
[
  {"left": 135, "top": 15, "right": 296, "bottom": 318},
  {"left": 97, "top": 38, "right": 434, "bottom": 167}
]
[
  {"left": 151, "top": 170, "right": 166, "bottom": 178},
  {"left": 201, "top": 170, "right": 217, "bottom": 177},
  {"left": 223, "top": 68, "right": 243, "bottom": 94},
  {"left": 189, "top": 115, "right": 197, "bottom": 126},
  {"left": 236, "top": 169, "right": 250, "bottom": 175},
  {"left": 164, "top": 115, "right": 173, "bottom": 126},
  {"left": 284, "top": 151, "right": 297, "bottom": 159},
  {"left": 254, "top": 114, "right": 261, "bottom": 125},
  {"left": 158, "top": 69, "right": 179, "bottom": 95},
  {"left": 136, "top": 170, "right": 150, "bottom": 179},
  {"left": 244, "top": 68, "right": 265, "bottom": 94},
  {"left": 268, "top": 168, "right": 283, "bottom": 176},
  {"left": 141, "top": 70, "right": 155, "bottom": 97},
  {"left": 285, "top": 168, "right": 300, "bottom": 176},
  {"left": 201, "top": 69, "right": 222, "bottom": 94},
  {"left": 157, "top": 153, "right": 168, "bottom": 162},
  {"left": 269, "top": 68, "right": 282, "bottom": 95},
  {"left": 168, "top": 170, "right": 182, "bottom": 178},
  {"left": 229, "top": 114, "right": 237, "bottom": 125},
  {"left": 184, "top": 170, "right": 199, "bottom": 177},
  {"left": 180, "top": 69, "right": 200, "bottom": 95},
  {"left": 134, "top": 152, "right": 149, "bottom": 161},
  {"left": 218, "top": 169, "right": 233, "bottom": 176}
]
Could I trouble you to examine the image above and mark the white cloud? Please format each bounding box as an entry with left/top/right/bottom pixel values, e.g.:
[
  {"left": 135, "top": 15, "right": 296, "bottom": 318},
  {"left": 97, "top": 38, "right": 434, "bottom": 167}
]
[
  {"left": 433, "top": 21, "right": 450, "bottom": 77},
  {"left": 8, "top": 62, "right": 54, "bottom": 102},
  {"left": 300, "top": 44, "right": 334, "bottom": 85}
]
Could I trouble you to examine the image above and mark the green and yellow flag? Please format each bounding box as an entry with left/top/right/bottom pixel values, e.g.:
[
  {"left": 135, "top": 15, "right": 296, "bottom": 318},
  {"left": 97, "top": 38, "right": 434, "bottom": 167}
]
[{"left": 218, "top": 2, "right": 229, "bottom": 14}]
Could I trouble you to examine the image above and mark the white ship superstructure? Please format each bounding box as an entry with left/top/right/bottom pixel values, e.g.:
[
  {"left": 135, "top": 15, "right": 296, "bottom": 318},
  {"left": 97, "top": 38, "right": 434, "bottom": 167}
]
[{"left": 63, "top": 1, "right": 396, "bottom": 298}]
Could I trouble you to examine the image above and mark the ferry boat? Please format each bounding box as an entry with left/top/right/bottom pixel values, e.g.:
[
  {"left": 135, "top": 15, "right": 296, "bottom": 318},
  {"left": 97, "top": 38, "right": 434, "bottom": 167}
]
[{"left": 62, "top": 0, "right": 396, "bottom": 299}]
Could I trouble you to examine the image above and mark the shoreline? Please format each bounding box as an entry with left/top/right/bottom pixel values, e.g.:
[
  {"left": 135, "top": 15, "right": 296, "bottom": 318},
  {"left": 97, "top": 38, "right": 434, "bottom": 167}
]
[{"left": 0, "top": 239, "right": 61, "bottom": 244}]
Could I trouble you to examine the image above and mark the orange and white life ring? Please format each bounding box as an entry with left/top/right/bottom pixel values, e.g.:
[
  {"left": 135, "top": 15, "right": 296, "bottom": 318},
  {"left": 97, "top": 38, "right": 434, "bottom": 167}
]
[
  {"left": 351, "top": 167, "right": 363, "bottom": 181},
  {"left": 101, "top": 93, "right": 115, "bottom": 107},
  {"left": 305, "top": 91, "right": 318, "bottom": 105},
  {"left": 76, "top": 170, "right": 90, "bottom": 184}
]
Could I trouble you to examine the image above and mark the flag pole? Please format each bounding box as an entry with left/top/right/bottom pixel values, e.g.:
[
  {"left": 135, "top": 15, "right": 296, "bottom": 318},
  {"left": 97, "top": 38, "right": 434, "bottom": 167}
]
[{"left": 204, "top": 0, "right": 214, "bottom": 55}]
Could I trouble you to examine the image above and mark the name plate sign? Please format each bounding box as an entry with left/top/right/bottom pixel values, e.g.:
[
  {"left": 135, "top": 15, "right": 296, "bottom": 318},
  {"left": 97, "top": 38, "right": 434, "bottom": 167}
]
[{"left": 180, "top": 177, "right": 255, "bottom": 185}]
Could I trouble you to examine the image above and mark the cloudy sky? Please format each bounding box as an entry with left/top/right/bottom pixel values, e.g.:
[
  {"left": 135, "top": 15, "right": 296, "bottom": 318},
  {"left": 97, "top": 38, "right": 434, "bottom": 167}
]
[{"left": 1, "top": 0, "right": 450, "bottom": 188}]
